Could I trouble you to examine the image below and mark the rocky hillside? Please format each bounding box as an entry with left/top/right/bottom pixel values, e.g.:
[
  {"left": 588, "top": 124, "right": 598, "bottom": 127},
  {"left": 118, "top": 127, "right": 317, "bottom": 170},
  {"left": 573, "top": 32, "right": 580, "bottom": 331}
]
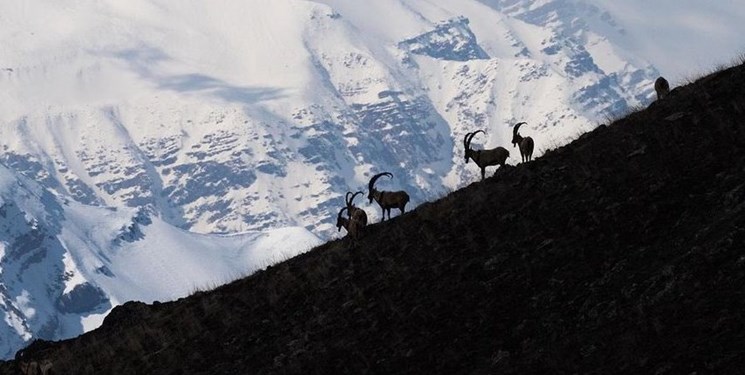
[{"left": 2, "top": 60, "right": 745, "bottom": 374}]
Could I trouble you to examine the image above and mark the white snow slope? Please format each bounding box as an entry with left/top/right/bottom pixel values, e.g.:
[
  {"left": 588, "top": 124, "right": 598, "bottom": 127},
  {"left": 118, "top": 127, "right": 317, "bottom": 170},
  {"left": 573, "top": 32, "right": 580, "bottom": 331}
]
[
  {"left": 0, "top": 0, "right": 742, "bottom": 358},
  {"left": 0, "top": 163, "right": 320, "bottom": 358}
]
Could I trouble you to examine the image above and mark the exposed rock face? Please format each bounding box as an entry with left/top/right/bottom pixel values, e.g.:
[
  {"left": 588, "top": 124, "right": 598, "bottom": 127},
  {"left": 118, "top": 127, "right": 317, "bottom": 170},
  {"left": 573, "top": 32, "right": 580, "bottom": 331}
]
[
  {"left": 55, "top": 284, "right": 110, "bottom": 315},
  {"left": 3, "top": 59, "right": 744, "bottom": 375},
  {"left": 399, "top": 17, "right": 490, "bottom": 61}
]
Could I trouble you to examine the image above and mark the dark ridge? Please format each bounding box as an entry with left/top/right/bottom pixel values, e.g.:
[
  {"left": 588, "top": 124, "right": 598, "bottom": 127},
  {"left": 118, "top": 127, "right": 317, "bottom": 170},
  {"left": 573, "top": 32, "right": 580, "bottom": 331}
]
[{"left": 3, "top": 62, "right": 745, "bottom": 374}]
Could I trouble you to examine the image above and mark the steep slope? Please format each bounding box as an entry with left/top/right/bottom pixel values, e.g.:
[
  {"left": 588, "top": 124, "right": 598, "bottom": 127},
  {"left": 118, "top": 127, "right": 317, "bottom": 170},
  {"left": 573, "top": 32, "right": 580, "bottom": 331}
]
[
  {"left": 0, "top": 0, "right": 660, "bottom": 239},
  {"left": 3, "top": 59, "right": 744, "bottom": 374},
  {"left": 0, "top": 164, "right": 320, "bottom": 359}
]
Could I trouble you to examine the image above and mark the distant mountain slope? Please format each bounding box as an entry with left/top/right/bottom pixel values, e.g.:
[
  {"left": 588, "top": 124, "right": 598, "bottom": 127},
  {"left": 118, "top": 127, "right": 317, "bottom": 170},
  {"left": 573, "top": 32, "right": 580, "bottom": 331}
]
[
  {"left": 0, "top": 0, "right": 659, "bottom": 240},
  {"left": 4, "top": 58, "right": 744, "bottom": 374},
  {"left": 0, "top": 163, "right": 320, "bottom": 359}
]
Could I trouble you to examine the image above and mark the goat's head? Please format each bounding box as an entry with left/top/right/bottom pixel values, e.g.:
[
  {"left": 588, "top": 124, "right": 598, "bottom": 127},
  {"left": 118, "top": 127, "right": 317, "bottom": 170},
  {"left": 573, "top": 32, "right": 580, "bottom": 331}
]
[
  {"left": 464, "top": 130, "right": 485, "bottom": 163},
  {"left": 512, "top": 122, "right": 527, "bottom": 147},
  {"left": 336, "top": 207, "right": 349, "bottom": 232},
  {"left": 368, "top": 172, "right": 392, "bottom": 203},
  {"left": 655, "top": 77, "right": 670, "bottom": 100}
]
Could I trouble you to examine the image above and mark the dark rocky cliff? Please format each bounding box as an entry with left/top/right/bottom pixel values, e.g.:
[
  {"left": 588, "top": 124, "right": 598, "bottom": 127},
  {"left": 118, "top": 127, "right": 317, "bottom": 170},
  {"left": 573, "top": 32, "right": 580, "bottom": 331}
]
[{"left": 3, "top": 60, "right": 745, "bottom": 374}]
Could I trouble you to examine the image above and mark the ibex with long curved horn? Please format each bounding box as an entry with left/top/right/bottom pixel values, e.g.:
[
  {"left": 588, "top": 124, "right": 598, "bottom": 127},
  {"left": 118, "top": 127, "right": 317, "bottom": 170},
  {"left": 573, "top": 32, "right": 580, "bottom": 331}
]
[
  {"left": 345, "top": 191, "right": 368, "bottom": 228},
  {"left": 336, "top": 207, "right": 365, "bottom": 240},
  {"left": 655, "top": 76, "right": 670, "bottom": 100},
  {"left": 367, "top": 172, "right": 410, "bottom": 222},
  {"left": 464, "top": 130, "right": 510, "bottom": 180},
  {"left": 511, "top": 122, "right": 534, "bottom": 163}
]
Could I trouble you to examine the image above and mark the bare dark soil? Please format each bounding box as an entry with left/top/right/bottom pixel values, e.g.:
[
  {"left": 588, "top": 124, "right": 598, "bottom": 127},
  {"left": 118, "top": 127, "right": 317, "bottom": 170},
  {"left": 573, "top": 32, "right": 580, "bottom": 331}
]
[{"left": 3, "top": 62, "right": 745, "bottom": 374}]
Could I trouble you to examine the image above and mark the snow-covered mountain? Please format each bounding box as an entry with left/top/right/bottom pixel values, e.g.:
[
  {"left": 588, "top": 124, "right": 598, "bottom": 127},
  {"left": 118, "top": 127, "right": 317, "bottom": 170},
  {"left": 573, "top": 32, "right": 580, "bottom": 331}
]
[
  {"left": 0, "top": 163, "right": 320, "bottom": 358},
  {"left": 0, "top": 0, "right": 661, "bottom": 239},
  {"left": 1, "top": 0, "right": 741, "bottom": 358}
]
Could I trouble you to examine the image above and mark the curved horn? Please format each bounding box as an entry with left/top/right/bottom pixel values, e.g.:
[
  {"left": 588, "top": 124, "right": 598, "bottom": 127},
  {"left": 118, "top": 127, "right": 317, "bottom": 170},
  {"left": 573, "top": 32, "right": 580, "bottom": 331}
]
[
  {"left": 337, "top": 207, "right": 349, "bottom": 231},
  {"left": 349, "top": 191, "right": 363, "bottom": 206},
  {"left": 345, "top": 192, "right": 352, "bottom": 206},
  {"left": 513, "top": 122, "right": 527, "bottom": 137},
  {"left": 465, "top": 130, "right": 484, "bottom": 150},
  {"left": 369, "top": 172, "right": 393, "bottom": 191},
  {"left": 463, "top": 131, "right": 473, "bottom": 150}
]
